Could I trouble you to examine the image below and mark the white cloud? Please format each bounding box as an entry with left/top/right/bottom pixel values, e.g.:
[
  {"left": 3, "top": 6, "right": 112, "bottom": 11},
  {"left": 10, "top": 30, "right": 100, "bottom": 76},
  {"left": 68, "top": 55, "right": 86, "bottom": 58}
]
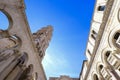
[{"left": 42, "top": 50, "right": 70, "bottom": 78}]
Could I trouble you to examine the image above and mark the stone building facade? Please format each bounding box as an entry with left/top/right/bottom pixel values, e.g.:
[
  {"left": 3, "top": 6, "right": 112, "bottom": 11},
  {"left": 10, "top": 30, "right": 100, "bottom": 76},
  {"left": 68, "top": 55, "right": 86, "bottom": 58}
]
[
  {"left": 0, "top": 0, "right": 53, "bottom": 80},
  {"left": 80, "top": 0, "right": 120, "bottom": 80},
  {"left": 49, "top": 75, "right": 79, "bottom": 80}
]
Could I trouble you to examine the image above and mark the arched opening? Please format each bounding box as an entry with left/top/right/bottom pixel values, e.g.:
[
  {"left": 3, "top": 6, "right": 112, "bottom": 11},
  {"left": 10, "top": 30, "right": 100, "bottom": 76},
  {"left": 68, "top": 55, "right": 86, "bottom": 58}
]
[
  {"left": 0, "top": 35, "right": 21, "bottom": 51},
  {"left": 105, "top": 51, "right": 110, "bottom": 58},
  {"left": 118, "top": 8, "right": 120, "bottom": 22},
  {"left": 103, "top": 51, "right": 120, "bottom": 79},
  {"left": 0, "top": 11, "right": 9, "bottom": 30},
  {"left": 113, "top": 32, "right": 120, "bottom": 48},
  {"left": 18, "top": 52, "right": 28, "bottom": 65},
  {"left": 93, "top": 74, "right": 99, "bottom": 80},
  {"left": 98, "top": 65, "right": 104, "bottom": 79},
  {"left": 99, "top": 65, "right": 103, "bottom": 71},
  {"left": 10, "top": 35, "right": 21, "bottom": 48},
  {"left": 104, "top": 51, "right": 111, "bottom": 66}
]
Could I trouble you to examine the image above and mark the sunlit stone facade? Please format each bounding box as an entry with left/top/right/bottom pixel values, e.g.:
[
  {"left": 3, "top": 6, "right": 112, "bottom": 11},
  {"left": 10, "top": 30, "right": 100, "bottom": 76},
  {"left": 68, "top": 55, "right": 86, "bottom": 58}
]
[
  {"left": 0, "top": 0, "right": 53, "bottom": 80},
  {"left": 49, "top": 75, "right": 79, "bottom": 80},
  {"left": 80, "top": 0, "right": 120, "bottom": 80}
]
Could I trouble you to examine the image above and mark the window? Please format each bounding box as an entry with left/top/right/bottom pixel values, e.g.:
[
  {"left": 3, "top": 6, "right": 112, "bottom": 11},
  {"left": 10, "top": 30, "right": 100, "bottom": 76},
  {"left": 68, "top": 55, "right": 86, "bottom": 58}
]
[
  {"left": 18, "top": 53, "right": 28, "bottom": 65},
  {"left": 91, "top": 34, "right": 96, "bottom": 40},
  {"left": 105, "top": 51, "right": 110, "bottom": 58},
  {"left": 91, "top": 30, "right": 97, "bottom": 40},
  {"left": 114, "top": 32, "right": 120, "bottom": 40},
  {"left": 93, "top": 74, "right": 99, "bottom": 80},
  {"left": 99, "top": 65, "right": 103, "bottom": 70},
  {"left": 92, "top": 30, "right": 97, "bottom": 35},
  {"left": 113, "top": 32, "right": 120, "bottom": 48},
  {"left": 98, "top": 6, "right": 105, "bottom": 11},
  {"left": 88, "top": 49, "right": 91, "bottom": 54}
]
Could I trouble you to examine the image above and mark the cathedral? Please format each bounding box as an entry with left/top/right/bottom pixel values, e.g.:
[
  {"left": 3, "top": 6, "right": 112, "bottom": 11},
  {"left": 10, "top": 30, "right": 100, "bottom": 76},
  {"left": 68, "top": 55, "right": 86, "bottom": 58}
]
[
  {"left": 80, "top": 0, "right": 120, "bottom": 80},
  {"left": 1, "top": 0, "right": 120, "bottom": 80}
]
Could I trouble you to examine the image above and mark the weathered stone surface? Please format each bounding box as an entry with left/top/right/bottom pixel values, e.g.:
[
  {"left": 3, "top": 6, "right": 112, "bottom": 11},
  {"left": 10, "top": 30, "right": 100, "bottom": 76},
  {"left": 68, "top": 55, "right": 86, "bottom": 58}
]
[
  {"left": 0, "top": 0, "right": 53, "bottom": 80},
  {"left": 49, "top": 75, "right": 79, "bottom": 80},
  {"left": 80, "top": 0, "right": 120, "bottom": 80},
  {"left": 33, "top": 26, "right": 53, "bottom": 61}
]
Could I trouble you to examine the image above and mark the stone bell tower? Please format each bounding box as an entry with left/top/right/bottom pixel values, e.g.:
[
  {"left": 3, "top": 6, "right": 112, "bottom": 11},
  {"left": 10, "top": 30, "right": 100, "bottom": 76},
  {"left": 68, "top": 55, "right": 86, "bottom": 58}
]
[{"left": 0, "top": 0, "right": 53, "bottom": 80}]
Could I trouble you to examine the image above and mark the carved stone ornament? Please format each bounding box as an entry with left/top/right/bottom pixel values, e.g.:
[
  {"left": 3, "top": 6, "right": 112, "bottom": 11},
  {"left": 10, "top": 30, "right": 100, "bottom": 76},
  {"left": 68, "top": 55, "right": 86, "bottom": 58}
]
[{"left": 118, "top": 8, "right": 120, "bottom": 22}]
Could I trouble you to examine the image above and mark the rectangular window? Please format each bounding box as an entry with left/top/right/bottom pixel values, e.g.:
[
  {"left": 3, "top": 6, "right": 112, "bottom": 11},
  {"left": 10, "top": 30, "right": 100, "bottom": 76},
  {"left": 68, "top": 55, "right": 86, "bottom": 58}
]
[
  {"left": 98, "top": 6, "right": 106, "bottom": 11},
  {"left": 87, "top": 49, "right": 91, "bottom": 54},
  {"left": 92, "top": 30, "right": 97, "bottom": 35},
  {"left": 91, "top": 30, "right": 97, "bottom": 40},
  {"left": 91, "top": 34, "right": 96, "bottom": 40}
]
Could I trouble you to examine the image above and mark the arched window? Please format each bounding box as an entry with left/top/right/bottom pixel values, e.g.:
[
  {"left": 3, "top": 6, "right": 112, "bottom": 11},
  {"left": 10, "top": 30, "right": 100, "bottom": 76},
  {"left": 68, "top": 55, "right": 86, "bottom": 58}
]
[
  {"left": 93, "top": 74, "right": 99, "bottom": 80},
  {"left": 114, "top": 32, "right": 120, "bottom": 40},
  {"left": 0, "top": 11, "right": 9, "bottom": 30},
  {"left": 105, "top": 51, "right": 111, "bottom": 64},
  {"left": 18, "top": 52, "right": 28, "bottom": 65},
  {"left": 105, "top": 51, "right": 110, "bottom": 58},
  {"left": 99, "top": 65, "right": 103, "bottom": 71},
  {"left": 113, "top": 32, "right": 120, "bottom": 48},
  {"left": 98, "top": 65, "right": 104, "bottom": 79}
]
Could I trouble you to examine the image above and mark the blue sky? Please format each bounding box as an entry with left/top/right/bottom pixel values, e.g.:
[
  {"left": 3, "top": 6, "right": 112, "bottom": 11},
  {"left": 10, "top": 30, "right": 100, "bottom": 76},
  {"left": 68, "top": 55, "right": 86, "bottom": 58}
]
[{"left": 0, "top": 0, "right": 95, "bottom": 79}]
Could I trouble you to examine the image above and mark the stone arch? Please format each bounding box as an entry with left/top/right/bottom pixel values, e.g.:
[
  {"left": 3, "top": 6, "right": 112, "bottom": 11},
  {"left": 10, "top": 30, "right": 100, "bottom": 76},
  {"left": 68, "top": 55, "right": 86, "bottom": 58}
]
[
  {"left": 0, "top": 9, "right": 13, "bottom": 30},
  {"left": 93, "top": 74, "right": 99, "bottom": 80},
  {"left": 96, "top": 62, "right": 104, "bottom": 74},
  {"left": 18, "top": 52, "right": 28, "bottom": 65},
  {"left": 103, "top": 51, "right": 111, "bottom": 67},
  {"left": 91, "top": 72, "right": 99, "bottom": 80},
  {"left": 91, "top": 71, "right": 99, "bottom": 80},
  {"left": 101, "top": 47, "right": 112, "bottom": 65},
  {"left": 96, "top": 62, "right": 105, "bottom": 80},
  {"left": 10, "top": 35, "right": 22, "bottom": 49},
  {"left": 101, "top": 48, "right": 120, "bottom": 79},
  {"left": 108, "top": 25, "right": 120, "bottom": 50},
  {"left": 117, "top": 8, "right": 120, "bottom": 23},
  {"left": 0, "top": 34, "right": 21, "bottom": 51}
]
